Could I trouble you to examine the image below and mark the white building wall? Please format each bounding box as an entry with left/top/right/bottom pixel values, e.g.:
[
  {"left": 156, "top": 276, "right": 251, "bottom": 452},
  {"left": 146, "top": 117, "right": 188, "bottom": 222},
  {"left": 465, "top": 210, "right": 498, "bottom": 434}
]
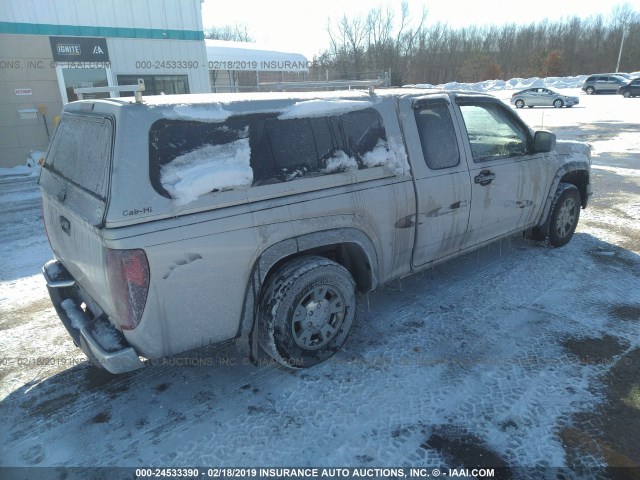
[
  {"left": 0, "top": 0, "right": 210, "bottom": 167},
  {"left": 0, "top": 0, "right": 204, "bottom": 32},
  {"left": 107, "top": 38, "right": 210, "bottom": 94}
]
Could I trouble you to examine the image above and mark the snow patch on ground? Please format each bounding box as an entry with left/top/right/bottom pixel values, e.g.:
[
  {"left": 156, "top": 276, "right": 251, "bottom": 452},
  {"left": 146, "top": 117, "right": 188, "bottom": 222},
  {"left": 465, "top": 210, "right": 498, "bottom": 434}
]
[
  {"left": 160, "top": 137, "right": 252, "bottom": 205},
  {"left": 591, "top": 131, "right": 640, "bottom": 157}
]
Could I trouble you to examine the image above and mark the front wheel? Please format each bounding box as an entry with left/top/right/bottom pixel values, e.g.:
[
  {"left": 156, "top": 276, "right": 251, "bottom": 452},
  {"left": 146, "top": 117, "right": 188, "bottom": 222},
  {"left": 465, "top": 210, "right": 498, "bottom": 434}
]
[
  {"left": 259, "top": 256, "right": 357, "bottom": 368},
  {"left": 623, "top": 91, "right": 631, "bottom": 98},
  {"left": 553, "top": 99, "right": 564, "bottom": 108},
  {"left": 531, "top": 183, "right": 581, "bottom": 247},
  {"left": 586, "top": 86, "right": 595, "bottom": 95},
  {"left": 515, "top": 99, "right": 525, "bottom": 108}
]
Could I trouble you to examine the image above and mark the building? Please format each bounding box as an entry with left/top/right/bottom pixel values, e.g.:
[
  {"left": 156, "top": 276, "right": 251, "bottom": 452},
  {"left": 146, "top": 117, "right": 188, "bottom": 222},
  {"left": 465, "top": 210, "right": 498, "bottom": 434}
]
[
  {"left": 0, "top": 0, "right": 312, "bottom": 168},
  {"left": 206, "top": 39, "right": 309, "bottom": 93},
  {"left": 0, "top": 0, "right": 210, "bottom": 167}
]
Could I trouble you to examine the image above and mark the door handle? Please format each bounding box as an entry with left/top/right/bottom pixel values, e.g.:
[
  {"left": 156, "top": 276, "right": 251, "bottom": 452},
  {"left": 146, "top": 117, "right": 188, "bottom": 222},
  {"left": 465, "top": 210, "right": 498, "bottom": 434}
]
[
  {"left": 60, "top": 215, "right": 71, "bottom": 235},
  {"left": 474, "top": 170, "right": 496, "bottom": 186}
]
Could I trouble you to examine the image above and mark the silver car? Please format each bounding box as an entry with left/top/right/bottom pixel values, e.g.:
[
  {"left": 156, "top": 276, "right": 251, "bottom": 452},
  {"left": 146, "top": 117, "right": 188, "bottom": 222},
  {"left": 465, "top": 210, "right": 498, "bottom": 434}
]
[{"left": 510, "top": 88, "right": 579, "bottom": 108}]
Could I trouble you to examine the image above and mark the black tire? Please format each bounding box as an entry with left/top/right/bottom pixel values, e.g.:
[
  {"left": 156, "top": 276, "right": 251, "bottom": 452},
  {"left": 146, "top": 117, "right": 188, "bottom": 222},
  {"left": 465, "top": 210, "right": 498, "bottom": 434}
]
[
  {"left": 623, "top": 91, "right": 631, "bottom": 98},
  {"left": 259, "top": 256, "right": 357, "bottom": 368},
  {"left": 553, "top": 99, "right": 564, "bottom": 108},
  {"left": 515, "top": 99, "right": 525, "bottom": 108},
  {"left": 586, "top": 86, "right": 595, "bottom": 95},
  {"left": 531, "top": 183, "right": 581, "bottom": 247},
  {"left": 527, "top": 105, "right": 534, "bottom": 108}
]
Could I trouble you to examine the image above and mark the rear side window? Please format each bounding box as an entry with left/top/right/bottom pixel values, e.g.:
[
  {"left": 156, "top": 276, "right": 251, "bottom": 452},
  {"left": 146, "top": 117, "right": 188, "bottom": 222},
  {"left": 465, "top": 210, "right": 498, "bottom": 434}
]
[
  {"left": 149, "top": 108, "right": 388, "bottom": 199},
  {"left": 45, "top": 114, "right": 113, "bottom": 199},
  {"left": 414, "top": 104, "right": 460, "bottom": 170}
]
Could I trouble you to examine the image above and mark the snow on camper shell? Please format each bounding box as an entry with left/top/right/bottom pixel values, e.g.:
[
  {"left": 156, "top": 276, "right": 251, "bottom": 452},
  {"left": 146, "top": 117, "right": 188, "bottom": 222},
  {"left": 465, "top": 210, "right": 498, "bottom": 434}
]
[{"left": 151, "top": 99, "right": 408, "bottom": 206}]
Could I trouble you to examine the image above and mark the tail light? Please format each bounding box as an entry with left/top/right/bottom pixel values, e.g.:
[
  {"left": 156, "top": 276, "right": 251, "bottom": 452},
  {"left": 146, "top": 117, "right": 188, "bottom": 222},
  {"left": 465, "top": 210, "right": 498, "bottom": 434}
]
[{"left": 106, "top": 249, "right": 150, "bottom": 330}]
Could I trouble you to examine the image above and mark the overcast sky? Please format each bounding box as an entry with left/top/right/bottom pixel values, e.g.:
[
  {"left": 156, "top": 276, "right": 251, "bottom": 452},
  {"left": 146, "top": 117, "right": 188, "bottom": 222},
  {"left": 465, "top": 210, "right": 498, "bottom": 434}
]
[{"left": 201, "top": 0, "right": 639, "bottom": 59}]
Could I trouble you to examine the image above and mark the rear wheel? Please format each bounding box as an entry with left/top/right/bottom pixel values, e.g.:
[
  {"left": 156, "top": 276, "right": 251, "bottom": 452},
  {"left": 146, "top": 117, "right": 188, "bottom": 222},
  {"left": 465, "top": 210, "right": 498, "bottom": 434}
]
[
  {"left": 623, "top": 91, "right": 631, "bottom": 98},
  {"left": 553, "top": 99, "right": 564, "bottom": 108},
  {"left": 259, "top": 256, "right": 357, "bottom": 368},
  {"left": 515, "top": 99, "right": 525, "bottom": 108}
]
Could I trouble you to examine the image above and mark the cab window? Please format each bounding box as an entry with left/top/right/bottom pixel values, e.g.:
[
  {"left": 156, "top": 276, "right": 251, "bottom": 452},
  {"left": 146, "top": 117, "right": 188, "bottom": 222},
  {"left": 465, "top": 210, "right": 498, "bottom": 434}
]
[{"left": 459, "top": 103, "right": 528, "bottom": 162}]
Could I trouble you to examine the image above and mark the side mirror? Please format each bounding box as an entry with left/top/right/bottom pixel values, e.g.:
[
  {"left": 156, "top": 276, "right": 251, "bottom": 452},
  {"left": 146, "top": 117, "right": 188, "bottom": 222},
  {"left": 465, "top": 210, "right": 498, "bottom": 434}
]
[{"left": 533, "top": 130, "right": 556, "bottom": 153}]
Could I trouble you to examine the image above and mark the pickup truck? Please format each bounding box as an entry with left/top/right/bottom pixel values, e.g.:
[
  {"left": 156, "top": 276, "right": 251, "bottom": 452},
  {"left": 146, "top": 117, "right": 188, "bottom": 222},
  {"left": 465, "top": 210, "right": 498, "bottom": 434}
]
[{"left": 39, "top": 89, "right": 592, "bottom": 373}]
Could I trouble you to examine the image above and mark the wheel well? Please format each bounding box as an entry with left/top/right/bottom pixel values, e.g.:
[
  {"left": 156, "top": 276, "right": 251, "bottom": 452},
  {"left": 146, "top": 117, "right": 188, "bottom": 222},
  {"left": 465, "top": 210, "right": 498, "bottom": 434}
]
[
  {"left": 264, "top": 243, "right": 373, "bottom": 294},
  {"left": 560, "top": 170, "right": 589, "bottom": 208}
]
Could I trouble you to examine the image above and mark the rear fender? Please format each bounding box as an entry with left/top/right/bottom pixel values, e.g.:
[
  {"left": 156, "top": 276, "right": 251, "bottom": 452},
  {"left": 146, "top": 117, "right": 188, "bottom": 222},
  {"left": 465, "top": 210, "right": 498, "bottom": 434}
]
[{"left": 235, "top": 228, "right": 379, "bottom": 363}]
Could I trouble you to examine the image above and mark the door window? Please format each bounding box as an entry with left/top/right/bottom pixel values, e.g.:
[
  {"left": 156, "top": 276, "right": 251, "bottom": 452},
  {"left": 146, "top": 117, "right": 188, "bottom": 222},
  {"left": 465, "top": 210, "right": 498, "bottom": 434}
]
[{"left": 459, "top": 104, "right": 528, "bottom": 162}]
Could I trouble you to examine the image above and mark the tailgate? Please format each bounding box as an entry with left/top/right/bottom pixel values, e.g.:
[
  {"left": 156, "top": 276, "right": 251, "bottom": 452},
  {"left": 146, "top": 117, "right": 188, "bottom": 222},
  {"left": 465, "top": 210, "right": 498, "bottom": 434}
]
[{"left": 39, "top": 113, "right": 114, "bottom": 314}]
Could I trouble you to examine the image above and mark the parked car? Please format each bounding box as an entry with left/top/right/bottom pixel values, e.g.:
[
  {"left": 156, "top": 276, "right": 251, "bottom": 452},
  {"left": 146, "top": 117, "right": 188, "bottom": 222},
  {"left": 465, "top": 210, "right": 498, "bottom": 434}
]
[
  {"left": 582, "top": 74, "right": 628, "bottom": 94},
  {"left": 510, "top": 87, "right": 579, "bottom": 108},
  {"left": 617, "top": 78, "right": 640, "bottom": 98},
  {"left": 39, "top": 89, "right": 592, "bottom": 373}
]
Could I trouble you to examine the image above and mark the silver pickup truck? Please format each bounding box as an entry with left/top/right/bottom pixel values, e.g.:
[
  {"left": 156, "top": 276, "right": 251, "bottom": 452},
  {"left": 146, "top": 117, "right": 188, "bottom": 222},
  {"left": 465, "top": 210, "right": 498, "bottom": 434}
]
[{"left": 39, "top": 89, "right": 591, "bottom": 373}]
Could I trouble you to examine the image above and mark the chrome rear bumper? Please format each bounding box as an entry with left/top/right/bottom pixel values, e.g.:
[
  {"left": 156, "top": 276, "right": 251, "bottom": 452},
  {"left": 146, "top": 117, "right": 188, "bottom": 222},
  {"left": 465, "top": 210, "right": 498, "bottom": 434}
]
[{"left": 42, "top": 259, "right": 145, "bottom": 374}]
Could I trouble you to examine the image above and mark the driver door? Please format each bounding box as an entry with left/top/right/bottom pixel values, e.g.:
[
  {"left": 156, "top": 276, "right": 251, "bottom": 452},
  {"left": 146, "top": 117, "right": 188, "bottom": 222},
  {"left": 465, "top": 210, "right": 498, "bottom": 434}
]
[{"left": 455, "top": 98, "right": 552, "bottom": 246}]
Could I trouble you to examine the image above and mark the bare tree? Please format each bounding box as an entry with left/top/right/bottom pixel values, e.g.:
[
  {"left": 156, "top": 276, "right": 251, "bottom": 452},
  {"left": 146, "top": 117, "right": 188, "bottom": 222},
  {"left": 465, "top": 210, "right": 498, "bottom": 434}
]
[
  {"left": 205, "top": 24, "right": 253, "bottom": 42},
  {"left": 317, "top": 2, "right": 640, "bottom": 86}
]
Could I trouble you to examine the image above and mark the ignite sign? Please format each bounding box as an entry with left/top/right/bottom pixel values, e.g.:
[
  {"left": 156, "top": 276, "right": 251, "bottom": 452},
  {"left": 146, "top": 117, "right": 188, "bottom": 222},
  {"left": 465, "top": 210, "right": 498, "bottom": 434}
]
[{"left": 49, "top": 37, "right": 109, "bottom": 62}]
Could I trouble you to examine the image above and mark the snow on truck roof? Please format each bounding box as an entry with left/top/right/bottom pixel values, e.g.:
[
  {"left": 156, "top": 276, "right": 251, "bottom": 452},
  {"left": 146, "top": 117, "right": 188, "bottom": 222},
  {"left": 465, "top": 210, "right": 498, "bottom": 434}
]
[{"left": 65, "top": 88, "right": 496, "bottom": 122}]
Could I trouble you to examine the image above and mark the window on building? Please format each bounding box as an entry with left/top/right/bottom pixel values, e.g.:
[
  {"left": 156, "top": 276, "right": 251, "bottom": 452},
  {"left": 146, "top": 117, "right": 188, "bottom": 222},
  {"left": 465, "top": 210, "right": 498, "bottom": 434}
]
[
  {"left": 62, "top": 68, "right": 110, "bottom": 102},
  {"left": 117, "top": 75, "right": 189, "bottom": 96}
]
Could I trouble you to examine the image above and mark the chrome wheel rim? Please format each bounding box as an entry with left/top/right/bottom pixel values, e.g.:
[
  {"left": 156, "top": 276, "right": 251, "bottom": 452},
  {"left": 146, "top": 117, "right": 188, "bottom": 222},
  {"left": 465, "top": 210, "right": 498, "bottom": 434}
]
[
  {"left": 556, "top": 197, "right": 578, "bottom": 238},
  {"left": 292, "top": 285, "right": 346, "bottom": 350}
]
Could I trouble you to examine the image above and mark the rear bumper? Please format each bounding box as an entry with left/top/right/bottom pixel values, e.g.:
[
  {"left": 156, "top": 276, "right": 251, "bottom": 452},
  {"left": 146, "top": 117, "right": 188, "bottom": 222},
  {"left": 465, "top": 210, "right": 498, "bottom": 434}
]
[{"left": 43, "top": 259, "right": 145, "bottom": 374}]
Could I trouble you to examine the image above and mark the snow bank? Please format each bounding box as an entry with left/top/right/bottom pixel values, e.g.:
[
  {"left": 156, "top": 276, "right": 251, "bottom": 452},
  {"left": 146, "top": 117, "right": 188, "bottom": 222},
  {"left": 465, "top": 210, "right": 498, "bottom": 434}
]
[
  {"left": 0, "top": 151, "right": 44, "bottom": 178},
  {"left": 406, "top": 72, "right": 640, "bottom": 92},
  {"left": 406, "top": 75, "right": 589, "bottom": 92},
  {"left": 161, "top": 138, "right": 252, "bottom": 205},
  {"left": 279, "top": 99, "right": 373, "bottom": 120}
]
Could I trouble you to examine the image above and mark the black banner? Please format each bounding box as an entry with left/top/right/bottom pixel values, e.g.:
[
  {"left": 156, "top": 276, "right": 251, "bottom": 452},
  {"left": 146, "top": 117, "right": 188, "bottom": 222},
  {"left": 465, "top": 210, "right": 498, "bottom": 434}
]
[{"left": 49, "top": 36, "right": 110, "bottom": 62}]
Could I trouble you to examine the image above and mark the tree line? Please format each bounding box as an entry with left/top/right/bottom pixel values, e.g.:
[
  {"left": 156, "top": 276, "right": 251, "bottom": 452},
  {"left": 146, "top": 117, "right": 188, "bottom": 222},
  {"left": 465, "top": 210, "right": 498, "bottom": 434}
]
[
  {"left": 312, "top": 2, "right": 639, "bottom": 85},
  {"left": 205, "top": 3, "right": 639, "bottom": 86}
]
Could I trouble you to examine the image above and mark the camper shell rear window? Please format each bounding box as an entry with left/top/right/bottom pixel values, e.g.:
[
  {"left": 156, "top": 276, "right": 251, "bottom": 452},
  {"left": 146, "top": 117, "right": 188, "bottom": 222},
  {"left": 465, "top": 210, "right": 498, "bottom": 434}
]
[
  {"left": 44, "top": 114, "right": 113, "bottom": 199},
  {"left": 149, "top": 108, "right": 387, "bottom": 199}
]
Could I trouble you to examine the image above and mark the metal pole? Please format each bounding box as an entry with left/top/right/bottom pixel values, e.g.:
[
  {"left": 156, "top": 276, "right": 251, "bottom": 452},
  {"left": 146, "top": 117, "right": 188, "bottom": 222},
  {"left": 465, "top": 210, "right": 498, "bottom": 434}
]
[{"left": 616, "top": 28, "right": 626, "bottom": 73}]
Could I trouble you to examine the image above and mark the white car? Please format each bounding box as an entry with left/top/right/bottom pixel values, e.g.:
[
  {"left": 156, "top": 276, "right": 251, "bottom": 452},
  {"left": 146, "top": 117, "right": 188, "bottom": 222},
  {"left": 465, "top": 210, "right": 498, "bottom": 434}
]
[{"left": 511, "top": 87, "right": 579, "bottom": 108}]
